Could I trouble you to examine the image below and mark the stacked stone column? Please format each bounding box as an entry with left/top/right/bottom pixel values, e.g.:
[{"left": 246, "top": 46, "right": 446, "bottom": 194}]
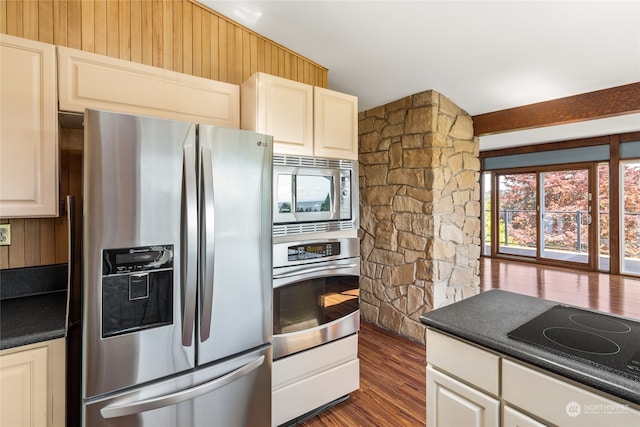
[{"left": 359, "top": 90, "right": 480, "bottom": 344}]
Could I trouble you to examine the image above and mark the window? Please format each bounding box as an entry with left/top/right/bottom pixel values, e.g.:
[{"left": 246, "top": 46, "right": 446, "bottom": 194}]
[
  {"left": 497, "top": 173, "right": 536, "bottom": 257},
  {"left": 598, "top": 163, "right": 610, "bottom": 271},
  {"left": 482, "top": 172, "right": 491, "bottom": 256},
  {"left": 491, "top": 167, "right": 596, "bottom": 268},
  {"left": 621, "top": 160, "right": 640, "bottom": 276}
]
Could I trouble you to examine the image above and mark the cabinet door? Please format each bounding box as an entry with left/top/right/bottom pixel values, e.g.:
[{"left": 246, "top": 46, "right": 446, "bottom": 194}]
[
  {"left": 0, "top": 34, "right": 58, "bottom": 217},
  {"left": 176, "top": 74, "right": 239, "bottom": 127},
  {"left": 313, "top": 87, "right": 358, "bottom": 160},
  {"left": 57, "top": 46, "right": 176, "bottom": 119},
  {"left": 427, "top": 365, "right": 499, "bottom": 427},
  {"left": 242, "top": 73, "right": 313, "bottom": 156},
  {"left": 0, "top": 345, "right": 48, "bottom": 426}
]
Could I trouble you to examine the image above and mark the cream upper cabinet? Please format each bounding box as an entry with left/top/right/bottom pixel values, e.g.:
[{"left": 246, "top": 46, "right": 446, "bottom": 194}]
[
  {"left": 57, "top": 46, "right": 239, "bottom": 127},
  {"left": 0, "top": 338, "right": 65, "bottom": 427},
  {"left": 175, "top": 73, "right": 239, "bottom": 127},
  {"left": 313, "top": 87, "right": 358, "bottom": 160},
  {"left": 241, "top": 72, "right": 314, "bottom": 156},
  {"left": 58, "top": 46, "right": 175, "bottom": 119},
  {"left": 241, "top": 72, "right": 358, "bottom": 159},
  {"left": 0, "top": 34, "right": 58, "bottom": 218}
]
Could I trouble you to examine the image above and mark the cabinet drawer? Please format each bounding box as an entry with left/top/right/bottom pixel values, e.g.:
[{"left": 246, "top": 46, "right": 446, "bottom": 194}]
[
  {"left": 273, "top": 358, "right": 359, "bottom": 426},
  {"left": 503, "top": 405, "right": 547, "bottom": 427},
  {"left": 273, "top": 333, "right": 358, "bottom": 390},
  {"left": 427, "top": 329, "right": 499, "bottom": 395},
  {"left": 503, "top": 358, "right": 640, "bottom": 427}
]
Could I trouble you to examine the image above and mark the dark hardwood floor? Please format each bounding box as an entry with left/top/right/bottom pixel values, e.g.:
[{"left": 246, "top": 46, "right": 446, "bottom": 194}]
[
  {"left": 296, "top": 258, "right": 640, "bottom": 426},
  {"left": 298, "top": 321, "right": 426, "bottom": 427}
]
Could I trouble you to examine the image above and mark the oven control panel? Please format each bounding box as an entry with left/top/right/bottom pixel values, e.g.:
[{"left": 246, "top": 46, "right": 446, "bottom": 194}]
[{"left": 288, "top": 242, "right": 341, "bottom": 261}]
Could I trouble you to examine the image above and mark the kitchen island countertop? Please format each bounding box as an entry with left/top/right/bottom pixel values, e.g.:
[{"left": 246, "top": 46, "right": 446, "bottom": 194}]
[{"left": 420, "top": 289, "right": 640, "bottom": 405}]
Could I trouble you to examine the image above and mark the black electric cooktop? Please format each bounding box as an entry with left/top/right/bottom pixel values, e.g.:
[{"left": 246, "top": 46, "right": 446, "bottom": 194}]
[{"left": 508, "top": 305, "right": 640, "bottom": 380}]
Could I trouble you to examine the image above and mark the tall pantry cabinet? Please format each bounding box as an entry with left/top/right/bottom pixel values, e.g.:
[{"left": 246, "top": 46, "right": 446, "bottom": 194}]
[{"left": 241, "top": 72, "right": 358, "bottom": 160}]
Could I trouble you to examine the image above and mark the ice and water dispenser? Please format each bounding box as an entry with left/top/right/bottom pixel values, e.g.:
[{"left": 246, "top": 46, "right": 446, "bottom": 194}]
[{"left": 101, "top": 245, "right": 174, "bottom": 337}]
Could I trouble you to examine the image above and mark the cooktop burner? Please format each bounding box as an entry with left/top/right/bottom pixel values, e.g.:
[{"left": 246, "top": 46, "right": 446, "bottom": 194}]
[{"left": 508, "top": 305, "right": 640, "bottom": 380}]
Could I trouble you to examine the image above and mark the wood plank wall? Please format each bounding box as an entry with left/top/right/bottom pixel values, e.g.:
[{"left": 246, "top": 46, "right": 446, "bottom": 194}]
[
  {"left": 0, "top": 0, "right": 329, "bottom": 270},
  {"left": 0, "top": 0, "right": 327, "bottom": 86}
]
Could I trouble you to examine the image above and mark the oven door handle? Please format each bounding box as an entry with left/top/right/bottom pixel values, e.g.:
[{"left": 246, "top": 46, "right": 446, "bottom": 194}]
[{"left": 273, "top": 263, "right": 359, "bottom": 280}]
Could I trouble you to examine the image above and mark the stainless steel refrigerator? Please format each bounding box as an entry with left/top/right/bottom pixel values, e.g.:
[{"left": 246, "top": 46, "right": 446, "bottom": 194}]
[{"left": 78, "top": 109, "right": 272, "bottom": 426}]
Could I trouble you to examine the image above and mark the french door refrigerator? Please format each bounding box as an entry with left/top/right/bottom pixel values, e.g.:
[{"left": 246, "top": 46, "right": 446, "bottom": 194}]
[{"left": 79, "top": 109, "right": 272, "bottom": 426}]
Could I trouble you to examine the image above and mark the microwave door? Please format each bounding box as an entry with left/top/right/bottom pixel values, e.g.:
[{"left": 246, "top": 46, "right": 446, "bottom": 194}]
[{"left": 273, "top": 166, "right": 340, "bottom": 224}]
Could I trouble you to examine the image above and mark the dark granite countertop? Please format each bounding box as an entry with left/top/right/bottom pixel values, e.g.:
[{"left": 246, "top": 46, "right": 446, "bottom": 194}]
[
  {"left": 0, "top": 264, "right": 68, "bottom": 351},
  {"left": 1, "top": 291, "right": 67, "bottom": 350},
  {"left": 420, "top": 289, "right": 640, "bottom": 406}
]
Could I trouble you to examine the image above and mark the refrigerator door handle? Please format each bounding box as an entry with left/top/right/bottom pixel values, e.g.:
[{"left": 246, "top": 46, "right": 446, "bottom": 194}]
[
  {"left": 99, "top": 355, "right": 265, "bottom": 419},
  {"left": 182, "top": 143, "right": 198, "bottom": 346},
  {"left": 200, "top": 146, "right": 215, "bottom": 342},
  {"left": 64, "top": 195, "right": 75, "bottom": 336}
]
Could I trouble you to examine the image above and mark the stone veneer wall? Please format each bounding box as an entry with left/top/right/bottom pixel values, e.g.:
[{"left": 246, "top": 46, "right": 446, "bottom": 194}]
[{"left": 358, "top": 90, "right": 481, "bottom": 345}]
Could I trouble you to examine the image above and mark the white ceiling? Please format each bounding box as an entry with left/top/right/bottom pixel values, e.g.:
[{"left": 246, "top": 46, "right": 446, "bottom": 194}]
[{"left": 201, "top": 1, "right": 640, "bottom": 151}]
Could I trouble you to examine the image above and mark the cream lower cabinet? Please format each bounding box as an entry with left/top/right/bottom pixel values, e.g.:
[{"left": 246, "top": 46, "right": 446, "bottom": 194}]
[
  {"left": 0, "top": 338, "right": 65, "bottom": 427},
  {"left": 427, "top": 328, "right": 640, "bottom": 427},
  {"left": 0, "top": 34, "right": 58, "bottom": 218},
  {"left": 427, "top": 366, "right": 499, "bottom": 427},
  {"left": 503, "top": 358, "right": 640, "bottom": 427},
  {"left": 272, "top": 334, "right": 359, "bottom": 426},
  {"left": 57, "top": 46, "right": 239, "bottom": 127},
  {"left": 241, "top": 72, "right": 358, "bottom": 160},
  {"left": 426, "top": 329, "right": 500, "bottom": 427}
]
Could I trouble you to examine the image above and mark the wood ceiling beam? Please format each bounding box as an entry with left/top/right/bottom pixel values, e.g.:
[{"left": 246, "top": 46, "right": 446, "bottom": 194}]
[{"left": 472, "top": 82, "right": 640, "bottom": 136}]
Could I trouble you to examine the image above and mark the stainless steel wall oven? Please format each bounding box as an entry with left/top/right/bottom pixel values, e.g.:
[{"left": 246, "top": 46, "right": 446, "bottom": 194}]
[{"left": 272, "top": 237, "right": 360, "bottom": 360}]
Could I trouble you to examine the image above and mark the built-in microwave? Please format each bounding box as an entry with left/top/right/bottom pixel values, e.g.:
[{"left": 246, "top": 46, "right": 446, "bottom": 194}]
[{"left": 273, "top": 154, "right": 359, "bottom": 237}]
